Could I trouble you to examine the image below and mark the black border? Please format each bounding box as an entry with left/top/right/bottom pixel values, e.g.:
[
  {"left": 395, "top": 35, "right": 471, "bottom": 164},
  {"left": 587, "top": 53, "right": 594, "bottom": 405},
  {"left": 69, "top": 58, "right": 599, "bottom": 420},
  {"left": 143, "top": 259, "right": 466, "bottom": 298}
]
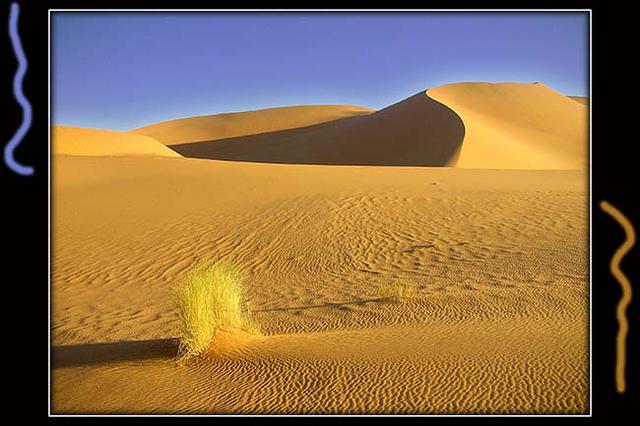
[{"left": 3, "top": 1, "right": 637, "bottom": 422}]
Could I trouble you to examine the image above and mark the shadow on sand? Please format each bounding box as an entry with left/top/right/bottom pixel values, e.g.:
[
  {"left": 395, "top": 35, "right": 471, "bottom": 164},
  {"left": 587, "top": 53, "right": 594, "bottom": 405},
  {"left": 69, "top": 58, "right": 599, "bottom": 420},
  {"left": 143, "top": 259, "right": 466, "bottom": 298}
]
[
  {"left": 52, "top": 298, "right": 393, "bottom": 368},
  {"left": 52, "top": 338, "right": 179, "bottom": 369},
  {"left": 170, "top": 92, "right": 465, "bottom": 166},
  {"left": 254, "top": 297, "right": 388, "bottom": 313}
]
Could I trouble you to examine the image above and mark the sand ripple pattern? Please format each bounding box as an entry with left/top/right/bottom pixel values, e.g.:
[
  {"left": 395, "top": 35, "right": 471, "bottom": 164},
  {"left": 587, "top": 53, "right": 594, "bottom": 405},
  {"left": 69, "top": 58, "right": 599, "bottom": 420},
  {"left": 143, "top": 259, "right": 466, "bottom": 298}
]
[{"left": 52, "top": 157, "right": 587, "bottom": 413}]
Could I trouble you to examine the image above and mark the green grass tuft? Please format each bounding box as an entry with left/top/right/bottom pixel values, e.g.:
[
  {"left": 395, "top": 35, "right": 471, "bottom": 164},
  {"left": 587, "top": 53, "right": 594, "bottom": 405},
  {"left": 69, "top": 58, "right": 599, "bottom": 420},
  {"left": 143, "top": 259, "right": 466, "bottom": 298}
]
[{"left": 174, "top": 260, "right": 259, "bottom": 360}]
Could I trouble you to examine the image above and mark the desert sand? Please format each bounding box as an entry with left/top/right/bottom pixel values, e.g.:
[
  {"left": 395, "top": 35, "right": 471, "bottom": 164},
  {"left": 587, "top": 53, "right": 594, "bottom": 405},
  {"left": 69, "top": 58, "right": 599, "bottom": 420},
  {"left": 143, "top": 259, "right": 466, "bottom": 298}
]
[{"left": 51, "top": 82, "right": 588, "bottom": 414}]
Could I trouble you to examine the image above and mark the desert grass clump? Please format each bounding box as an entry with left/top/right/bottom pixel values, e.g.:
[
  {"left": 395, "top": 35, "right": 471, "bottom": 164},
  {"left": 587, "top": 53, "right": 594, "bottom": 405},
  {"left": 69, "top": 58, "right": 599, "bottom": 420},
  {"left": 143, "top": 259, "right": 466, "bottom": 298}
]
[
  {"left": 377, "top": 277, "right": 415, "bottom": 301},
  {"left": 175, "top": 261, "right": 258, "bottom": 360}
]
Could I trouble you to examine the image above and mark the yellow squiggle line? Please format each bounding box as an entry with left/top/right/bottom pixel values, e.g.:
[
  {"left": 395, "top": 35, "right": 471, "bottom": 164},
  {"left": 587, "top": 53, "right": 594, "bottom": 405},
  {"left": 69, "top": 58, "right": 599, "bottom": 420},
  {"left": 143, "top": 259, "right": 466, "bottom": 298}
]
[{"left": 600, "top": 200, "right": 635, "bottom": 393}]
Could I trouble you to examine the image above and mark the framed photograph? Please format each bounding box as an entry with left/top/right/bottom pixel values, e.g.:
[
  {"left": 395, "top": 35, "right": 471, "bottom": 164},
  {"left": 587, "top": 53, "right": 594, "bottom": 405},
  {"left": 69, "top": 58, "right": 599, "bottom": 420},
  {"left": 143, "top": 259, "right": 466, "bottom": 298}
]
[{"left": 2, "top": 2, "right": 635, "bottom": 421}]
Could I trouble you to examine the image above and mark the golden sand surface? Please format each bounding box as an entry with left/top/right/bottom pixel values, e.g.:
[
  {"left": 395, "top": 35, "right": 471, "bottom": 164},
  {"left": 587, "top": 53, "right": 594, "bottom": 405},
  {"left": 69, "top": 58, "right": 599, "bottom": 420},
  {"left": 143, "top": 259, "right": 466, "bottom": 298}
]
[{"left": 52, "top": 156, "right": 587, "bottom": 414}]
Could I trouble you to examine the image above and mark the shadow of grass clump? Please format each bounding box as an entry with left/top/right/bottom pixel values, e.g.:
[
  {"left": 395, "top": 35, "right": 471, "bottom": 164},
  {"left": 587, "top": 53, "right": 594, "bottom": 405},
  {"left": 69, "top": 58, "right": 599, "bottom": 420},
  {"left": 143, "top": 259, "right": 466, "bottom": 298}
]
[
  {"left": 174, "top": 261, "right": 259, "bottom": 361},
  {"left": 52, "top": 338, "right": 178, "bottom": 368}
]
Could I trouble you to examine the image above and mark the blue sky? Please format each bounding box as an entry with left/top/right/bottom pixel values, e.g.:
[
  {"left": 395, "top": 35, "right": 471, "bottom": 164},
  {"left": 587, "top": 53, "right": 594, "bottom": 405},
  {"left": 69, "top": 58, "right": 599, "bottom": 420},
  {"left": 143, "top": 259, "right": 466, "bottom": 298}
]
[{"left": 52, "top": 12, "right": 589, "bottom": 131}]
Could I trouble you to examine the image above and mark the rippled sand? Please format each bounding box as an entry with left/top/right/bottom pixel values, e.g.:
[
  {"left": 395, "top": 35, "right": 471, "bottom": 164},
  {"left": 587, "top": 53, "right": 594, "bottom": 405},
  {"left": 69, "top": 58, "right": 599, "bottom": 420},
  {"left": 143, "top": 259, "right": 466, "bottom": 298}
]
[{"left": 52, "top": 156, "right": 588, "bottom": 414}]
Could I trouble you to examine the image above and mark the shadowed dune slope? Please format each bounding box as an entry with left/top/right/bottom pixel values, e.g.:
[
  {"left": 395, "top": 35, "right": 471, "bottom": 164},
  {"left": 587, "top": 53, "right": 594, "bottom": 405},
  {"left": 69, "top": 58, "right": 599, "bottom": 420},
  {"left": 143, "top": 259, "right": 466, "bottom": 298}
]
[
  {"left": 133, "top": 105, "right": 374, "bottom": 146},
  {"left": 53, "top": 126, "right": 181, "bottom": 158},
  {"left": 428, "top": 83, "right": 588, "bottom": 169},
  {"left": 165, "top": 93, "right": 466, "bottom": 166}
]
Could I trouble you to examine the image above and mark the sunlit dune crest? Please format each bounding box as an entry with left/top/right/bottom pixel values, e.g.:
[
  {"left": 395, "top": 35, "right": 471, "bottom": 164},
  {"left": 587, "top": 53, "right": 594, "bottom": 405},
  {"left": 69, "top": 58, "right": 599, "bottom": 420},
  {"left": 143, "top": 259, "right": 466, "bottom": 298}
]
[
  {"left": 53, "top": 126, "right": 182, "bottom": 158},
  {"left": 427, "top": 82, "right": 588, "bottom": 169},
  {"left": 133, "top": 105, "right": 374, "bottom": 146}
]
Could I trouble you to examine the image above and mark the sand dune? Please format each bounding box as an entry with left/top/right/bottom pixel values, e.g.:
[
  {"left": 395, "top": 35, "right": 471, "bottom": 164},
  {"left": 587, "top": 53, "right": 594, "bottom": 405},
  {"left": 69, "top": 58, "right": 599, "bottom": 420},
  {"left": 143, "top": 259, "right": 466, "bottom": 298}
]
[
  {"left": 53, "top": 126, "right": 181, "bottom": 158},
  {"left": 428, "top": 83, "right": 588, "bottom": 169},
  {"left": 153, "top": 93, "right": 465, "bottom": 166},
  {"left": 130, "top": 82, "right": 587, "bottom": 169},
  {"left": 133, "top": 105, "right": 374, "bottom": 146},
  {"left": 52, "top": 156, "right": 588, "bottom": 413}
]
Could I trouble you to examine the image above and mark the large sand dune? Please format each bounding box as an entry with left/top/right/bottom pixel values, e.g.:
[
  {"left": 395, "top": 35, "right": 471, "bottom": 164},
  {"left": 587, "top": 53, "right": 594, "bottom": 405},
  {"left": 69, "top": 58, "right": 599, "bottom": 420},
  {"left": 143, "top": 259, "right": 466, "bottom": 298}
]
[
  {"left": 428, "top": 83, "right": 588, "bottom": 169},
  {"left": 133, "top": 105, "right": 373, "bottom": 146},
  {"left": 129, "top": 82, "right": 587, "bottom": 169},
  {"left": 147, "top": 93, "right": 466, "bottom": 166},
  {"left": 53, "top": 126, "right": 181, "bottom": 158},
  {"left": 52, "top": 156, "right": 588, "bottom": 414}
]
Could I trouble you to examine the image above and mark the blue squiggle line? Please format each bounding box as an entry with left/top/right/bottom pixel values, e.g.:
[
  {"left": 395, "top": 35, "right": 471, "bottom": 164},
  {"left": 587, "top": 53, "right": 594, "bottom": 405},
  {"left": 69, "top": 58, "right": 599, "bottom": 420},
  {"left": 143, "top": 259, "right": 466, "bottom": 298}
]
[{"left": 5, "top": 3, "right": 33, "bottom": 176}]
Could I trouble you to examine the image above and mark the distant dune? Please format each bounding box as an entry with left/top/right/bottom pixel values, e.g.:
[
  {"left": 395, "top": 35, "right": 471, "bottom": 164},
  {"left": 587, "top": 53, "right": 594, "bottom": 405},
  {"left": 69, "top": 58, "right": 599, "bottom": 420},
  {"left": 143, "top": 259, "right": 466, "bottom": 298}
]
[
  {"left": 428, "top": 83, "right": 587, "bottom": 169},
  {"left": 53, "top": 126, "right": 181, "bottom": 158},
  {"left": 145, "top": 93, "right": 466, "bottom": 166},
  {"left": 133, "top": 105, "right": 374, "bottom": 146}
]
